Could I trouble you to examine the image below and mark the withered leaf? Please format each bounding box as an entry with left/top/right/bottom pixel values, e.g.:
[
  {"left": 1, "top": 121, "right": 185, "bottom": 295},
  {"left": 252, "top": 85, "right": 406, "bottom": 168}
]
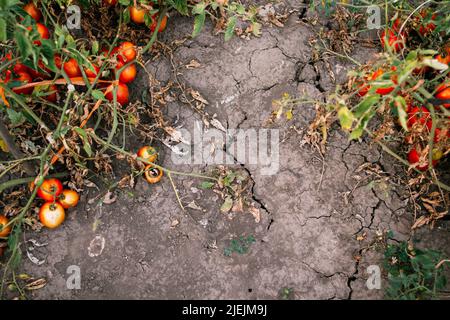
[{"left": 25, "top": 278, "right": 46, "bottom": 291}]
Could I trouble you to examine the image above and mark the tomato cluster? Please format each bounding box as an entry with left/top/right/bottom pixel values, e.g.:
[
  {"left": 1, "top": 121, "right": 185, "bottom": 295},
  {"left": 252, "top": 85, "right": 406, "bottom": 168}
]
[
  {"left": 35, "top": 178, "right": 80, "bottom": 229},
  {"left": 103, "top": 1, "right": 169, "bottom": 32},
  {"left": 0, "top": 3, "right": 59, "bottom": 101},
  {"left": 137, "top": 146, "right": 164, "bottom": 184},
  {"left": 354, "top": 10, "right": 449, "bottom": 172},
  {"left": 0, "top": 0, "right": 172, "bottom": 108}
]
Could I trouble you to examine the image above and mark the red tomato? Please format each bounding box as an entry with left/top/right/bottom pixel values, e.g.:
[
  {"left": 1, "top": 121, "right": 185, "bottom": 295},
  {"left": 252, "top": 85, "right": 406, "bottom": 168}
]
[
  {"left": 137, "top": 146, "right": 158, "bottom": 163},
  {"left": 28, "top": 60, "right": 50, "bottom": 80},
  {"left": 39, "top": 202, "right": 65, "bottom": 229},
  {"left": 54, "top": 54, "right": 63, "bottom": 70},
  {"left": 12, "top": 71, "right": 33, "bottom": 94},
  {"left": 118, "top": 42, "right": 137, "bottom": 62},
  {"left": 44, "top": 84, "right": 58, "bottom": 103},
  {"left": 23, "top": 2, "right": 42, "bottom": 21},
  {"left": 103, "top": 0, "right": 117, "bottom": 5},
  {"left": 129, "top": 6, "right": 147, "bottom": 24},
  {"left": 35, "top": 23, "right": 50, "bottom": 45},
  {"left": 59, "top": 189, "right": 80, "bottom": 209},
  {"left": 358, "top": 68, "right": 397, "bottom": 96},
  {"left": 37, "top": 178, "right": 63, "bottom": 201},
  {"left": 418, "top": 10, "right": 437, "bottom": 35},
  {"left": 435, "top": 82, "right": 450, "bottom": 108},
  {"left": 105, "top": 82, "right": 129, "bottom": 105},
  {"left": 150, "top": 14, "right": 168, "bottom": 32},
  {"left": 116, "top": 62, "right": 137, "bottom": 83},
  {"left": 144, "top": 165, "right": 163, "bottom": 184},
  {"left": 84, "top": 64, "right": 100, "bottom": 78},
  {"left": 13, "top": 62, "right": 30, "bottom": 74},
  {"left": 380, "top": 29, "right": 404, "bottom": 53},
  {"left": 408, "top": 148, "right": 438, "bottom": 171},
  {"left": 407, "top": 106, "right": 430, "bottom": 128},
  {"left": 63, "top": 58, "right": 81, "bottom": 77},
  {"left": 0, "top": 215, "right": 12, "bottom": 238},
  {"left": 431, "top": 127, "right": 449, "bottom": 143}
]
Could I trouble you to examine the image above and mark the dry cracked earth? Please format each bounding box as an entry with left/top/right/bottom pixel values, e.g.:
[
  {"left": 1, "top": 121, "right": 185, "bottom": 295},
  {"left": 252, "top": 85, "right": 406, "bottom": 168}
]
[{"left": 17, "top": 1, "right": 450, "bottom": 299}]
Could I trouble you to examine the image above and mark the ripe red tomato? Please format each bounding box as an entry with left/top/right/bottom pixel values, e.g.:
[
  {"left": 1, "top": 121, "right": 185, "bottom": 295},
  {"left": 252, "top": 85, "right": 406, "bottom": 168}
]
[
  {"left": 34, "top": 23, "right": 50, "bottom": 45},
  {"left": 12, "top": 71, "right": 33, "bottom": 94},
  {"left": 418, "top": 10, "right": 437, "bottom": 35},
  {"left": 435, "top": 82, "right": 450, "bottom": 108},
  {"left": 63, "top": 58, "right": 81, "bottom": 77},
  {"left": 371, "top": 68, "right": 397, "bottom": 95},
  {"left": 13, "top": 62, "right": 30, "bottom": 74},
  {"left": 129, "top": 6, "right": 147, "bottom": 24},
  {"left": 44, "top": 84, "right": 58, "bottom": 103},
  {"left": 137, "top": 146, "right": 158, "bottom": 163},
  {"left": 28, "top": 60, "right": 50, "bottom": 80},
  {"left": 408, "top": 148, "right": 438, "bottom": 171},
  {"left": 54, "top": 54, "right": 63, "bottom": 70},
  {"left": 105, "top": 82, "right": 129, "bottom": 105},
  {"left": 116, "top": 62, "right": 137, "bottom": 83},
  {"left": 0, "top": 215, "right": 12, "bottom": 238},
  {"left": 84, "top": 64, "right": 100, "bottom": 78},
  {"left": 436, "top": 54, "right": 450, "bottom": 66},
  {"left": 37, "top": 178, "right": 63, "bottom": 201},
  {"left": 357, "top": 68, "right": 397, "bottom": 96},
  {"left": 431, "top": 127, "right": 450, "bottom": 144},
  {"left": 144, "top": 165, "right": 163, "bottom": 184},
  {"left": 59, "top": 189, "right": 80, "bottom": 209},
  {"left": 39, "top": 202, "right": 65, "bottom": 229},
  {"left": 118, "top": 42, "right": 137, "bottom": 62},
  {"left": 150, "top": 15, "right": 168, "bottom": 33},
  {"left": 407, "top": 106, "right": 430, "bottom": 128},
  {"left": 357, "top": 82, "right": 369, "bottom": 97},
  {"left": 23, "top": 2, "right": 42, "bottom": 21},
  {"left": 103, "top": 0, "right": 117, "bottom": 5},
  {"left": 380, "top": 29, "right": 404, "bottom": 53}
]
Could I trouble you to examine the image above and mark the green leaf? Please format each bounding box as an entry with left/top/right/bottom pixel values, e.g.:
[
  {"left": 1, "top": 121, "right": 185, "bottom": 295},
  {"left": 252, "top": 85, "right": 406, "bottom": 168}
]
[
  {"left": 199, "top": 181, "right": 215, "bottom": 189},
  {"left": 6, "top": 108, "right": 25, "bottom": 126},
  {"left": 395, "top": 96, "right": 408, "bottom": 131},
  {"left": 192, "top": 2, "right": 206, "bottom": 15},
  {"left": 0, "top": 18, "right": 6, "bottom": 42},
  {"left": 92, "top": 41, "right": 99, "bottom": 54},
  {"left": 353, "top": 94, "right": 379, "bottom": 118},
  {"left": 337, "top": 106, "right": 354, "bottom": 131},
  {"left": 236, "top": 4, "right": 246, "bottom": 15},
  {"left": 123, "top": 7, "right": 130, "bottom": 24},
  {"left": 167, "top": 0, "right": 189, "bottom": 15},
  {"left": 349, "top": 127, "right": 363, "bottom": 140},
  {"left": 192, "top": 12, "right": 205, "bottom": 38},
  {"left": 223, "top": 172, "right": 236, "bottom": 186},
  {"left": 92, "top": 90, "right": 106, "bottom": 101},
  {"left": 225, "top": 16, "right": 237, "bottom": 42},
  {"left": 14, "top": 29, "right": 33, "bottom": 59}
]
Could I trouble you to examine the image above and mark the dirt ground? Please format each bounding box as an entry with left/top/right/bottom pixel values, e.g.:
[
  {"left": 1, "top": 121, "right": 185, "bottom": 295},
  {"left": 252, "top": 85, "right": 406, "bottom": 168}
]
[{"left": 16, "top": 0, "right": 450, "bottom": 299}]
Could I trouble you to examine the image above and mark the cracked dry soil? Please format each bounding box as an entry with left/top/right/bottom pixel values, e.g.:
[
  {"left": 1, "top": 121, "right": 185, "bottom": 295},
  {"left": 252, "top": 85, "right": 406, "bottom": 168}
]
[{"left": 19, "top": 3, "right": 450, "bottom": 300}]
